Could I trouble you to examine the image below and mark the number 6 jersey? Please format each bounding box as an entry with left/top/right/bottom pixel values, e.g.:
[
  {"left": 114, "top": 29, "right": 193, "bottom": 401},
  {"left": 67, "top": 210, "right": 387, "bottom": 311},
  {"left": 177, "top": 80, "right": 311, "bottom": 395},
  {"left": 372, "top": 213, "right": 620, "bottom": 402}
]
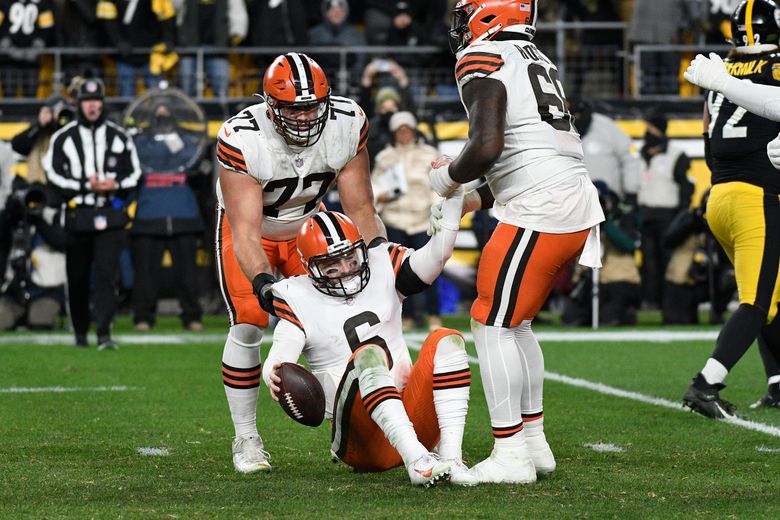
[
  {"left": 455, "top": 38, "right": 603, "bottom": 234},
  {"left": 216, "top": 97, "right": 369, "bottom": 241}
]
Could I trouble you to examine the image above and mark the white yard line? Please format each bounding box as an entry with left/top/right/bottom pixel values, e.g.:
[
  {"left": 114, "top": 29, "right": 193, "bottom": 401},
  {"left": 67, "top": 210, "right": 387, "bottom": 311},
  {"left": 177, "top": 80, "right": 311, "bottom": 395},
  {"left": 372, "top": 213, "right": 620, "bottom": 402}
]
[
  {"left": 407, "top": 342, "right": 780, "bottom": 440},
  {"left": 0, "top": 385, "right": 139, "bottom": 394},
  {"left": 0, "top": 329, "right": 720, "bottom": 346}
]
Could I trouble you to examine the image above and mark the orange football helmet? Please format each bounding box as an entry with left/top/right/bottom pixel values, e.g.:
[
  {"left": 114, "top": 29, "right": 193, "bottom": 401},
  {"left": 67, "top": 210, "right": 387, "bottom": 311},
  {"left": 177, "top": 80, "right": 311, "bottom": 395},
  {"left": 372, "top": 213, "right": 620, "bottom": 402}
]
[
  {"left": 449, "top": 0, "right": 538, "bottom": 54},
  {"left": 297, "top": 212, "right": 370, "bottom": 297},
  {"left": 263, "top": 52, "right": 331, "bottom": 146}
]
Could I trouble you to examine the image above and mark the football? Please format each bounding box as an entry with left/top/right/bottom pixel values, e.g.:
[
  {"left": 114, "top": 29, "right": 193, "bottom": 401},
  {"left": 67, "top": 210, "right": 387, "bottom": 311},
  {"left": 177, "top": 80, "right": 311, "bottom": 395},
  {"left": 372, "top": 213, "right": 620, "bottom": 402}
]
[{"left": 277, "top": 362, "right": 326, "bottom": 427}]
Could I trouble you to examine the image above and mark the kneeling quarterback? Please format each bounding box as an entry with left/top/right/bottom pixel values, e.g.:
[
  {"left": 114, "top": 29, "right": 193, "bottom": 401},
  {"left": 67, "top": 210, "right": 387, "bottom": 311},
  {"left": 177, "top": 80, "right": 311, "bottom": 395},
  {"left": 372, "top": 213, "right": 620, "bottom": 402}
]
[{"left": 261, "top": 190, "right": 477, "bottom": 487}]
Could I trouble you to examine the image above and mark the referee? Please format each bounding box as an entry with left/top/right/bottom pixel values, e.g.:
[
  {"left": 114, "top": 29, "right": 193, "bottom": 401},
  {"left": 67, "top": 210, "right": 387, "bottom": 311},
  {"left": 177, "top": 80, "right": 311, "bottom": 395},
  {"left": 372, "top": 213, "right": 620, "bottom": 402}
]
[{"left": 44, "top": 77, "right": 141, "bottom": 349}]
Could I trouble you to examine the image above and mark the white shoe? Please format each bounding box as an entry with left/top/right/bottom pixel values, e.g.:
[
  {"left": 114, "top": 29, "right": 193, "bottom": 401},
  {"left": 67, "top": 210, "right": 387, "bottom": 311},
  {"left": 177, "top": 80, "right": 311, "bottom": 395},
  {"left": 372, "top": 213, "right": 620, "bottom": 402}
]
[
  {"left": 445, "top": 458, "right": 479, "bottom": 487},
  {"left": 407, "top": 453, "right": 451, "bottom": 487},
  {"left": 526, "top": 434, "right": 556, "bottom": 476},
  {"left": 468, "top": 447, "right": 537, "bottom": 484},
  {"left": 232, "top": 436, "right": 272, "bottom": 473}
]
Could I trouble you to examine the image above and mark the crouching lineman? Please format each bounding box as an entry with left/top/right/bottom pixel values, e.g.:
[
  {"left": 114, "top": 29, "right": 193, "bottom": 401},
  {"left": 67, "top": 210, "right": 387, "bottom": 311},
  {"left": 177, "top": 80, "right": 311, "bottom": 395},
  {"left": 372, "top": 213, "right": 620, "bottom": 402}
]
[{"left": 261, "top": 190, "right": 477, "bottom": 487}]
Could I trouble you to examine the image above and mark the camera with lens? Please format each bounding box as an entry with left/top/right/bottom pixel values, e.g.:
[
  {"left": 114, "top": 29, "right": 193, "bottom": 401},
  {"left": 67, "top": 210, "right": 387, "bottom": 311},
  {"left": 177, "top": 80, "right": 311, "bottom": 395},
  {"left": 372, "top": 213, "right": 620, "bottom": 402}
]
[
  {"left": 9, "top": 182, "right": 49, "bottom": 219},
  {"left": 1, "top": 181, "right": 53, "bottom": 304}
]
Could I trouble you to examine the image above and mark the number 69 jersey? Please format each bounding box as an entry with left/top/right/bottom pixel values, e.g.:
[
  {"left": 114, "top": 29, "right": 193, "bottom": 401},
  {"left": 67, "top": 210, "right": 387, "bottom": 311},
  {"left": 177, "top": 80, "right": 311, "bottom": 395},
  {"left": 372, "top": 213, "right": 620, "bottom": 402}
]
[
  {"left": 706, "top": 52, "right": 780, "bottom": 193},
  {"left": 265, "top": 242, "right": 415, "bottom": 420},
  {"left": 215, "top": 96, "right": 369, "bottom": 241},
  {"left": 455, "top": 38, "right": 603, "bottom": 234}
]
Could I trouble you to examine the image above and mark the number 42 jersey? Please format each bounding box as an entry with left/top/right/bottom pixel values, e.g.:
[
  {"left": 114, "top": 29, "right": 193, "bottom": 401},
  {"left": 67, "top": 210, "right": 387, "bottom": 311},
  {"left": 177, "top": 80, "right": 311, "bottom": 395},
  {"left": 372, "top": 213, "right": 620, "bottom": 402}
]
[
  {"left": 455, "top": 38, "right": 603, "bottom": 234},
  {"left": 215, "top": 97, "right": 369, "bottom": 241}
]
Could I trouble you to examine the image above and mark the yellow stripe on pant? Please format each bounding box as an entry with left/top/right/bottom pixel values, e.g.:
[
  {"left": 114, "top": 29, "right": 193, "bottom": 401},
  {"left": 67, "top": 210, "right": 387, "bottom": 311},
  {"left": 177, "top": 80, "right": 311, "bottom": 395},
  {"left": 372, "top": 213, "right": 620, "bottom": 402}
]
[{"left": 706, "top": 182, "right": 780, "bottom": 322}]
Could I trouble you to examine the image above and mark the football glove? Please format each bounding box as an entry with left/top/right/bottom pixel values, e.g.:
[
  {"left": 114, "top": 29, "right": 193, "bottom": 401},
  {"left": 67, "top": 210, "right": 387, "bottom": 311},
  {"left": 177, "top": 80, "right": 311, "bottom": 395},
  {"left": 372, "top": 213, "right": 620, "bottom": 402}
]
[
  {"left": 767, "top": 132, "right": 780, "bottom": 170},
  {"left": 426, "top": 187, "right": 464, "bottom": 236},
  {"left": 684, "top": 53, "right": 730, "bottom": 93},
  {"left": 252, "top": 273, "right": 277, "bottom": 315},
  {"left": 427, "top": 188, "right": 478, "bottom": 236}
]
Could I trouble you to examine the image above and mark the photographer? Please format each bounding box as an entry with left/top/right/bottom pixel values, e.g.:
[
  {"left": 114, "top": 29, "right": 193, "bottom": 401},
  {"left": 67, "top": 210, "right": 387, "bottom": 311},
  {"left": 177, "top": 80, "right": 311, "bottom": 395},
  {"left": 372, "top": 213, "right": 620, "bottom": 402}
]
[
  {"left": 562, "top": 181, "right": 642, "bottom": 327},
  {"left": 43, "top": 77, "right": 142, "bottom": 350},
  {"left": 0, "top": 178, "right": 66, "bottom": 331},
  {"left": 662, "top": 190, "right": 735, "bottom": 325},
  {"left": 11, "top": 95, "right": 74, "bottom": 185}
]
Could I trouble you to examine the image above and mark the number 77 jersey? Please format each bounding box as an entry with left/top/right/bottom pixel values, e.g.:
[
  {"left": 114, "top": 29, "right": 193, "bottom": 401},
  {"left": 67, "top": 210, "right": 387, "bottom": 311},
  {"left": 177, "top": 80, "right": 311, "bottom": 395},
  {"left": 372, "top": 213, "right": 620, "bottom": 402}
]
[
  {"left": 215, "top": 96, "right": 369, "bottom": 241},
  {"left": 455, "top": 38, "right": 587, "bottom": 204}
]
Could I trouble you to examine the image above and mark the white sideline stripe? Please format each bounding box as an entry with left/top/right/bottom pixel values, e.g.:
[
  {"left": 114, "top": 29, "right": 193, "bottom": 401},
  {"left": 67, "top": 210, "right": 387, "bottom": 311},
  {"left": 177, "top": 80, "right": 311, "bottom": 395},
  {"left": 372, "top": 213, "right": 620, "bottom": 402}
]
[
  {"left": 406, "top": 345, "right": 780, "bottom": 439},
  {"left": 755, "top": 445, "right": 780, "bottom": 453},
  {"left": 0, "top": 385, "right": 139, "bottom": 394},
  {"left": 0, "top": 329, "right": 720, "bottom": 346}
]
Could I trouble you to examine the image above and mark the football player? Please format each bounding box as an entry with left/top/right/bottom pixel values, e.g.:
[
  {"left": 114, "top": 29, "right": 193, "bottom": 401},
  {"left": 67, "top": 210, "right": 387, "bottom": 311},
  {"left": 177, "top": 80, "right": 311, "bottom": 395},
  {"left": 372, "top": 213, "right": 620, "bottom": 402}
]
[
  {"left": 261, "top": 190, "right": 477, "bottom": 488},
  {"left": 216, "top": 52, "right": 385, "bottom": 473},
  {"left": 681, "top": 0, "right": 780, "bottom": 416},
  {"left": 428, "top": 0, "right": 605, "bottom": 483}
]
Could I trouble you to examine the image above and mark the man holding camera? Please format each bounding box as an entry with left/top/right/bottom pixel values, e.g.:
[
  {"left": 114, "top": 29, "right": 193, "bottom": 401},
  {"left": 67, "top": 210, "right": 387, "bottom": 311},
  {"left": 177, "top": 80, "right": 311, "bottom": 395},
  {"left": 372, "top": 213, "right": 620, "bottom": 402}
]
[{"left": 44, "top": 77, "right": 142, "bottom": 349}]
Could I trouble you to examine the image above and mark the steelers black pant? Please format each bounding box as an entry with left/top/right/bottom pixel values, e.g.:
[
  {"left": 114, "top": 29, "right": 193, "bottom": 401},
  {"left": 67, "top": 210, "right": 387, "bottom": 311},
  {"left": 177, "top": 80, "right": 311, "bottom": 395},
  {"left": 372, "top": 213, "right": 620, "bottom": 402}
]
[
  {"left": 706, "top": 182, "right": 780, "bottom": 372},
  {"left": 65, "top": 228, "right": 126, "bottom": 340}
]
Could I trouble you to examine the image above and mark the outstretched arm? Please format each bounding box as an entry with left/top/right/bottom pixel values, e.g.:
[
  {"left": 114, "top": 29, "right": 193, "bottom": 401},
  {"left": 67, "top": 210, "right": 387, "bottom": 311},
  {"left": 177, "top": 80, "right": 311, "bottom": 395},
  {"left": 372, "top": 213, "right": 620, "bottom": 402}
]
[
  {"left": 685, "top": 52, "right": 780, "bottom": 121},
  {"left": 262, "top": 319, "right": 306, "bottom": 402},
  {"left": 399, "top": 190, "right": 464, "bottom": 294}
]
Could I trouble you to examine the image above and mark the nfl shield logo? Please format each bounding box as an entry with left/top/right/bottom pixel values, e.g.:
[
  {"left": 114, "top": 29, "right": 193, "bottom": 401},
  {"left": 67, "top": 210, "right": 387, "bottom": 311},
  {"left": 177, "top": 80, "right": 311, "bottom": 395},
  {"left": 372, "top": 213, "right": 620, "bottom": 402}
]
[
  {"left": 294, "top": 157, "right": 304, "bottom": 168},
  {"left": 94, "top": 215, "right": 107, "bottom": 230}
]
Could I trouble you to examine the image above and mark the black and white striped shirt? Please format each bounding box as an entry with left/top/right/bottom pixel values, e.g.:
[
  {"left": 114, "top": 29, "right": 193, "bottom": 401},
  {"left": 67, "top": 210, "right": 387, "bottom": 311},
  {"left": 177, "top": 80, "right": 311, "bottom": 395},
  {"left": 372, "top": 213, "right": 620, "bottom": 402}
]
[{"left": 43, "top": 120, "right": 142, "bottom": 207}]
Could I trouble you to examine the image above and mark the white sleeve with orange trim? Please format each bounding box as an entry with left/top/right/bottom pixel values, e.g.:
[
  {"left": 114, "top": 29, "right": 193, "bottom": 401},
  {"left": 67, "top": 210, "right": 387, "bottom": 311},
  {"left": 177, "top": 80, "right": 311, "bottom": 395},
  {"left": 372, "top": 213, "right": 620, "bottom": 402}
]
[
  {"left": 328, "top": 96, "right": 369, "bottom": 160},
  {"left": 262, "top": 319, "right": 306, "bottom": 390},
  {"left": 215, "top": 122, "right": 250, "bottom": 175},
  {"left": 454, "top": 40, "right": 506, "bottom": 89}
]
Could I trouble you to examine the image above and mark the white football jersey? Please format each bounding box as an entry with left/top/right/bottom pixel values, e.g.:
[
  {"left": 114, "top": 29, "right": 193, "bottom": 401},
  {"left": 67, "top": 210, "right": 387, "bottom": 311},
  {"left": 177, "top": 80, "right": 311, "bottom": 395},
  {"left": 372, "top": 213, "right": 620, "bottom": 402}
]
[
  {"left": 456, "top": 38, "right": 604, "bottom": 233},
  {"left": 216, "top": 96, "right": 368, "bottom": 240},
  {"left": 270, "top": 242, "right": 414, "bottom": 419}
]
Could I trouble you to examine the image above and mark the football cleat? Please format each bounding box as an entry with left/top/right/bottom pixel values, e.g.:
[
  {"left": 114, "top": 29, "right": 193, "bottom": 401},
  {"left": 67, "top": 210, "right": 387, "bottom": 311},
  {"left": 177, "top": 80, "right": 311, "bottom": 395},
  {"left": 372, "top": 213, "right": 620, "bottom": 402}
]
[
  {"left": 749, "top": 391, "right": 780, "bottom": 410},
  {"left": 468, "top": 447, "right": 537, "bottom": 484},
  {"left": 407, "top": 453, "right": 451, "bottom": 488},
  {"left": 444, "top": 458, "right": 479, "bottom": 487},
  {"left": 682, "top": 373, "right": 740, "bottom": 420},
  {"left": 232, "top": 435, "right": 272, "bottom": 473},
  {"left": 526, "top": 434, "right": 556, "bottom": 476}
]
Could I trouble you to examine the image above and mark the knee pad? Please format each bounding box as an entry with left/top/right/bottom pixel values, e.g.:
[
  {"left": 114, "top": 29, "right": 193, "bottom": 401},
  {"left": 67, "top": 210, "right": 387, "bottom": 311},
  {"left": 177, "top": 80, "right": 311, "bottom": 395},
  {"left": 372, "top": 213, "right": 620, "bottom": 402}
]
[
  {"left": 354, "top": 344, "right": 388, "bottom": 373},
  {"left": 434, "top": 332, "right": 466, "bottom": 357},
  {"left": 228, "top": 323, "right": 264, "bottom": 348}
]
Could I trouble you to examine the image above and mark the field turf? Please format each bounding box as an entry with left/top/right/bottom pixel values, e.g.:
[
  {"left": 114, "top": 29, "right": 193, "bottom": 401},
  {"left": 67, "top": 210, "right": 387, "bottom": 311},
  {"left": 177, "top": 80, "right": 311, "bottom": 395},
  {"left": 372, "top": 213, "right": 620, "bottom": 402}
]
[{"left": 1, "top": 315, "right": 779, "bottom": 519}]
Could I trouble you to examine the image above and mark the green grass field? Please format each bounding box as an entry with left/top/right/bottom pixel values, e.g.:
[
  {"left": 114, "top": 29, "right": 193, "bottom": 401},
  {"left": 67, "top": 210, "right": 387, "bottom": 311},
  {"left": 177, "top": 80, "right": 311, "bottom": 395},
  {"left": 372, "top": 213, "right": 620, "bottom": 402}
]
[{"left": 2, "top": 315, "right": 779, "bottom": 519}]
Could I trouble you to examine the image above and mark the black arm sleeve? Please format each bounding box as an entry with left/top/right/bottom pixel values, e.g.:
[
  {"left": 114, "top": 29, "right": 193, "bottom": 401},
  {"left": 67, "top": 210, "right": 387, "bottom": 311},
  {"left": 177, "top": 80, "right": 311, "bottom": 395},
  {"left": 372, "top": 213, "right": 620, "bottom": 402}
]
[{"left": 395, "top": 257, "right": 432, "bottom": 298}]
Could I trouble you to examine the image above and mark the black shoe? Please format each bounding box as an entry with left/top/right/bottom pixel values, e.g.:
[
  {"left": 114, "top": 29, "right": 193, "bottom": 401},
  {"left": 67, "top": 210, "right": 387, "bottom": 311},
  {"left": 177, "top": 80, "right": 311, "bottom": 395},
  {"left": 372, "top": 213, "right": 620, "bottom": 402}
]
[
  {"left": 75, "top": 334, "right": 88, "bottom": 348},
  {"left": 749, "top": 384, "right": 780, "bottom": 409},
  {"left": 97, "top": 337, "right": 118, "bottom": 351},
  {"left": 682, "top": 373, "right": 740, "bottom": 420}
]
